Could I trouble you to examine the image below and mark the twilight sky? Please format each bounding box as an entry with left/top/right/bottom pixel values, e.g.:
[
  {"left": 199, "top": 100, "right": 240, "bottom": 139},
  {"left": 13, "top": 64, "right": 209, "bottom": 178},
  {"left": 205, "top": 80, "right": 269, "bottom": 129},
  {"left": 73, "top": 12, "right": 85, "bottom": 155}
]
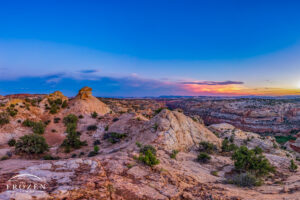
[{"left": 1, "top": 0, "right": 300, "bottom": 97}]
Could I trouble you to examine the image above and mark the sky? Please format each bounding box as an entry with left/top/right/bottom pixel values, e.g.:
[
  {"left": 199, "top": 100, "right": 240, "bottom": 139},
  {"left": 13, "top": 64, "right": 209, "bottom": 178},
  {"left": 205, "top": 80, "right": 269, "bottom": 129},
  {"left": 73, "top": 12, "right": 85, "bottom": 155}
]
[{"left": 1, "top": 0, "right": 300, "bottom": 97}]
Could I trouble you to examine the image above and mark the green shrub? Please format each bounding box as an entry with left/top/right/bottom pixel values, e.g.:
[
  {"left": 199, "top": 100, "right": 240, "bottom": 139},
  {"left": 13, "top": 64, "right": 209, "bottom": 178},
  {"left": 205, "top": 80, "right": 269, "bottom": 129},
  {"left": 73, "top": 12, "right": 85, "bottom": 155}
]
[
  {"left": 87, "top": 125, "right": 97, "bottom": 131},
  {"left": 199, "top": 141, "right": 217, "bottom": 154},
  {"left": 50, "top": 104, "right": 59, "bottom": 114},
  {"left": 15, "top": 134, "right": 49, "bottom": 155},
  {"left": 6, "top": 107, "right": 18, "bottom": 117},
  {"left": 197, "top": 152, "right": 211, "bottom": 163},
  {"left": 140, "top": 145, "right": 157, "bottom": 155},
  {"left": 66, "top": 123, "right": 77, "bottom": 134},
  {"left": 63, "top": 114, "right": 78, "bottom": 125},
  {"left": 1, "top": 156, "right": 9, "bottom": 161},
  {"left": 61, "top": 131, "right": 87, "bottom": 150},
  {"left": 8, "top": 138, "right": 16, "bottom": 147},
  {"left": 138, "top": 145, "right": 160, "bottom": 167},
  {"left": 0, "top": 112, "right": 9, "bottom": 125},
  {"left": 94, "top": 145, "right": 99, "bottom": 153},
  {"left": 91, "top": 112, "right": 98, "bottom": 118},
  {"left": 275, "top": 135, "right": 296, "bottom": 144},
  {"left": 88, "top": 151, "right": 97, "bottom": 157},
  {"left": 103, "top": 132, "right": 127, "bottom": 144},
  {"left": 78, "top": 115, "right": 84, "bottom": 119},
  {"left": 105, "top": 125, "right": 109, "bottom": 131},
  {"left": 32, "top": 122, "right": 45, "bottom": 134},
  {"left": 61, "top": 100, "right": 68, "bottom": 108},
  {"left": 22, "top": 119, "right": 35, "bottom": 127},
  {"left": 94, "top": 140, "right": 101, "bottom": 145},
  {"left": 54, "top": 117, "right": 61, "bottom": 123},
  {"left": 43, "top": 154, "right": 60, "bottom": 160},
  {"left": 211, "top": 171, "right": 219, "bottom": 176},
  {"left": 222, "top": 138, "right": 238, "bottom": 152},
  {"left": 170, "top": 150, "right": 179, "bottom": 159},
  {"left": 112, "top": 117, "right": 119, "bottom": 122},
  {"left": 289, "top": 160, "right": 298, "bottom": 172},
  {"left": 232, "top": 146, "right": 275, "bottom": 177},
  {"left": 136, "top": 141, "right": 142, "bottom": 148},
  {"left": 228, "top": 173, "right": 262, "bottom": 187}
]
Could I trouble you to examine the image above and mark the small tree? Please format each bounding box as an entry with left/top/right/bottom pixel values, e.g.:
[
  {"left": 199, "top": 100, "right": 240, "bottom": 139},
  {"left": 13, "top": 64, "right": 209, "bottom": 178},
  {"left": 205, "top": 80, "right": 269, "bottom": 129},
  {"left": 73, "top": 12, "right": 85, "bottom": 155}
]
[
  {"left": 63, "top": 114, "right": 78, "bottom": 125},
  {"left": 15, "top": 134, "right": 49, "bottom": 155},
  {"left": 199, "top": 141, "right": 217, "bottom": 154},
  {"left": 197, "top": 152, "right": 211, "bottom": 163},
  {"left": 232, "top": 146, "right": 275, "bottom": 177}
]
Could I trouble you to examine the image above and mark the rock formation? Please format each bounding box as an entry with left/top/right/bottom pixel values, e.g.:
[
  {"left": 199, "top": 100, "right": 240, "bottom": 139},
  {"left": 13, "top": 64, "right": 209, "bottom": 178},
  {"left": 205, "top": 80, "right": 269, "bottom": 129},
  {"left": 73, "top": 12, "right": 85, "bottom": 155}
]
[{"left": 66, "top": 87, "right": 111, "bottom": 115}]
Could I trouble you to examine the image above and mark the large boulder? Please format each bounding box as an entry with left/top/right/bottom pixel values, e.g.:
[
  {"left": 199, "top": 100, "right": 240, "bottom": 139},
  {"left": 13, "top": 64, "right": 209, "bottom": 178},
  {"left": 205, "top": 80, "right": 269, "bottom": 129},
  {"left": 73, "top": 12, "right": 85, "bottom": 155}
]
[{"left": 137, "top": 109, "right": 221, "bottom": 151}]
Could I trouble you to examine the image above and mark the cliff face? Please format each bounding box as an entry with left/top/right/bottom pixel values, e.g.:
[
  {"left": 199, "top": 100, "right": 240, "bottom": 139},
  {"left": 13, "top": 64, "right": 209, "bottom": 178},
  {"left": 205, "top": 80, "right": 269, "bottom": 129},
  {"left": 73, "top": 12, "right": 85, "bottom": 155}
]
[{"left": 167, "top": 98, "right": 300, "bottom": 134}]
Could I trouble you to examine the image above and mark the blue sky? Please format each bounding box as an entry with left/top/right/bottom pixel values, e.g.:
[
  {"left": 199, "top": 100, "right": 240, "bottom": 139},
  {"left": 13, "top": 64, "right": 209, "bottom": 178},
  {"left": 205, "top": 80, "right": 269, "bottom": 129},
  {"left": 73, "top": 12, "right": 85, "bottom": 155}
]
[{"left": 1, "top": 0, "right": 300, "bottom": 96}]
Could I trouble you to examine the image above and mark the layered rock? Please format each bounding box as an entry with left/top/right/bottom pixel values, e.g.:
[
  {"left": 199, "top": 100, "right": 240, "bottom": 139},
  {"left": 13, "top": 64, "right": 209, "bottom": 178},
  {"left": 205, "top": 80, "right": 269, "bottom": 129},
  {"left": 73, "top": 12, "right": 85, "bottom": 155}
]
[{"left": 66, "top": 87, "right": 111, "bottom": 115}]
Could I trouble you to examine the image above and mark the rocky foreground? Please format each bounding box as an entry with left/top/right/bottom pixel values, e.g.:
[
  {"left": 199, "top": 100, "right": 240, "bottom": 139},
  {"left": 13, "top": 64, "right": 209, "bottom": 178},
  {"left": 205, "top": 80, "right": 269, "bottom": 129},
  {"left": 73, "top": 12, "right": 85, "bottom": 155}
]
[{"left": 0, "top": 88, "right": 299, "bottom": 200}]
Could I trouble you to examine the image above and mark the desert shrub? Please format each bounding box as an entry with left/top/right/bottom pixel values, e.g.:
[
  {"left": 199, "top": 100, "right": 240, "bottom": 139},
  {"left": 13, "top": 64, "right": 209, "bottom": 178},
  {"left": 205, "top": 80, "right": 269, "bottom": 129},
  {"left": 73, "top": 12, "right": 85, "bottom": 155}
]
[
  {"left": 32, "top": 122, "right": 45, "bottom": 134},
  {"left": 43, "top": 154, "right": 60, "bottom": 160},
  {"left": 87, "top": 125, "right": 97, "bottom": 131},
  {"left": 211, "top": 171, "right": 219, "bottom": 176},
  {"left": 61, "top": 131, "right": 87, "bottom": 150},
  {"left": 94, "top": 145, "right": 99, "bottom": 153},
  {"left": 66, "top": 123, "right": 77, "bottom": 133},
  {"left": 91, "top": 112, "right": 98, "bottom": 118},
  {"left": 44, "top": 120, "right": 51, "bottom": 126},
  {"left": 78, "top": 115, "right": 84, "bottom": 119},
  {"left": 222, "top": 138, "right": 238, "bottom": 152},
  {"left": 15, "top": 134, "right": 49, "bottom": 155},
  {"left": 0, "top": 112, "right": 9, "bottom": 125},
  {"left": 140, "top": 145, "right": 157, "bottom": 155},
  {"left": 289, "top": 160, "right": 298, "bottom": 172},
  {"left": 1, "top": 156, "right": 9, "bottom": 161},
  {"left": 61, "top": 100, "right": 68, "bottom": 108},
  {"left": 71, "top": 153, "right": 77, "bottom": 158},
  {"left": 8, "top": 138, "right": 16, "bottom": 147},
  {"left": 232, "top": 146, "right": 275, "bottom": 177},
  {"left": 138, "top": 145, "right": 160, "bottom": 167},
  {"left": 153, "top": 123, "right": 158, "bottom": 131},
  {"left": 197, "top": 152, "right": 211, "bottom": 163},
  {"left": 63, "top": 114, "right": 78, "bottom": 125},
  {"left": 6, "top": 107, "right": 18, "bottom": 117},
  {"left": 112, "top": 117, "right": 119, "bottom": 122},
  {"left": 94, "top": 140, "right": 101, "bottom": 145},
  {"left": 170, "top": 150, "right": 179, "bottom": 159},
  {"left": 50, "top": 104, "right": 59, "bottom": 114},
  {"left": 103, "top": 132, "right": 127, "bottom": 144},
  {"left": 135, "top": 141, "right": 142, "bottom": 148},
  {"left": 88, "top": 151, "right": 97, "bottom": 157},
  {"left": 105, "top": 125, "right": 109, "bottom": 131},
  {"left": 22, "top": 119, "right": 35, "bottom": 127},
  {"left": 199, "top": 141, "right": 217, "bottom": 154},
  {"left": 228, "top": 173, "right": 262, "bottom": 187},
  {"left": 54, "top": 117, "right": 61, "bottom": 123}
]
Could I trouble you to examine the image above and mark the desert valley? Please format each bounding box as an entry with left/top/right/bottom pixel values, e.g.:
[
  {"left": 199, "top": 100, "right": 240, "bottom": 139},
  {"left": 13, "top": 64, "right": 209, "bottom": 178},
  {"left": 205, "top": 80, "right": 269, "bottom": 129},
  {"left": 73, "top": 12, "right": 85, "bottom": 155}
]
[{"left": 0, "top": 87, "right": 299, "bottom": 200}]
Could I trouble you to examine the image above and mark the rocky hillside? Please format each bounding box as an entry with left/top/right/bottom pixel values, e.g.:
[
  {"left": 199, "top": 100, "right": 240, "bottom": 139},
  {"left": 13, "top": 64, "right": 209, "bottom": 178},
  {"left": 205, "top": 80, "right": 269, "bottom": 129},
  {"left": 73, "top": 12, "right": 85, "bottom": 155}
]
[
  {"left": 166, "top": 98, "right": 300, "bottom": 134},
  {"left": 0, "top": 91, "right": 299, "bottom": 200}
]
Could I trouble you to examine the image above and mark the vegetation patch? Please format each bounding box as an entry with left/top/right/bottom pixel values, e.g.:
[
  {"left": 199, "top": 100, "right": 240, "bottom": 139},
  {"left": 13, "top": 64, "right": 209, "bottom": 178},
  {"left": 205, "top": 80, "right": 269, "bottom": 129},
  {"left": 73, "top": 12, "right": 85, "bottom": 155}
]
[
  {"left": 197, "top": 152, "right": 211, "bottom": 163},
  {"left": 15, "top": 134, "right": 49, "bottom": 155},
  {"left": 103, "top": 132, "right": 127, "bottom": 144},
  {"left": 0, "top": 112, "right": 9, "bottom": 126},
  {"left": 137, "top": 144, "right": 160, "bottom": 167},
  {"left": 199, "top": 141, "right": 217, "bottom": 154},
  {"left": 275, "top": 135, "right": 296, "bottom": 145}
]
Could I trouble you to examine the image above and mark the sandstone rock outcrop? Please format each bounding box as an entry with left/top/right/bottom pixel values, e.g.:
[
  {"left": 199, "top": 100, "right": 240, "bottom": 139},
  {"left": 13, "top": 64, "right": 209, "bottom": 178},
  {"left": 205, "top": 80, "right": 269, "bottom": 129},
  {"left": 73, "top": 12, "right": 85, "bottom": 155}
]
[
  {"left": 47, "top": 91, "right": 68, "bottom": 103},
  {"left": 66, "top": 87, "right": 111, "bottom": 115}
]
